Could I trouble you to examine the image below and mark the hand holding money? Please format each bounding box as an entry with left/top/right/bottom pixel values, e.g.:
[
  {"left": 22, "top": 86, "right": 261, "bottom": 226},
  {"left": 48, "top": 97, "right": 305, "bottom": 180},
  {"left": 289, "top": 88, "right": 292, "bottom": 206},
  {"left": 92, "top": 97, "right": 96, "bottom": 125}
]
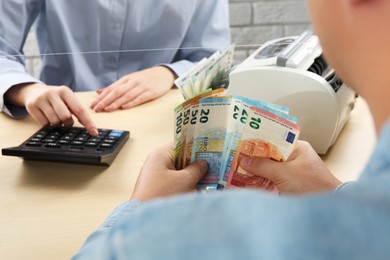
[
  {"left": 238, "top": 140, "right": 342, "bottom": 195},
  {"left": 131, "top": 143, "right": 208, "bottom": 201},
  {"left": 174, "top": 88, "right": 302, "bottom": 192}
]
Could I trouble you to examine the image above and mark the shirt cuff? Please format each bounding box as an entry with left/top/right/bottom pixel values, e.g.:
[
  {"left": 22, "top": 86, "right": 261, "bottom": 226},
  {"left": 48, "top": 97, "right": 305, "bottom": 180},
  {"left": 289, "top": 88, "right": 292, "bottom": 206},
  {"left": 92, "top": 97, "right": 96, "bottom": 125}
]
[
  {"left": 160, "top": 60, "right": 197, "bottom": 78},
  {"left": 0, "top": 72, "right": 41, "bottom": 118},
  {"left": 3, "top": 104, "right": 28, "bottom": 118}
]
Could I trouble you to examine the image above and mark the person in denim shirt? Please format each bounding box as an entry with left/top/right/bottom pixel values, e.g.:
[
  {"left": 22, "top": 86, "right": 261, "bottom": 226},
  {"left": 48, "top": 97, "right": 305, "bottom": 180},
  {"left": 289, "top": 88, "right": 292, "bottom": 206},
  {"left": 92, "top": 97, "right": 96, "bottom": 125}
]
[
  {"left": 73, "top": 0, "right": 390, "bottom": 259},
  {"left": 0, "top": 0, "right": 230, "bottom": 136}
]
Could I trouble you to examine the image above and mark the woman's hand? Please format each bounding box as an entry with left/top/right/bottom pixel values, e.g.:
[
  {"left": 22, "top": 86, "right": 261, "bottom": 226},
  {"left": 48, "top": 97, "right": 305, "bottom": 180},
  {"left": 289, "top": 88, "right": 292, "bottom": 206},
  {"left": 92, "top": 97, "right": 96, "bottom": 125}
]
[{"left": 91, "top": 66, "right": 176, "bottom": 112}]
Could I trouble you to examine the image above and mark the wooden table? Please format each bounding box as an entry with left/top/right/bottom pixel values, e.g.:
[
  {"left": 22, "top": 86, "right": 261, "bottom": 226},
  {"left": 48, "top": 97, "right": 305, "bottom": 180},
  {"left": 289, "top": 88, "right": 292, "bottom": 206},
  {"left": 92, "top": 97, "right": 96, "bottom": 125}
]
[{"left": 0, "top": 89, "right": 376, "bottom": 259}]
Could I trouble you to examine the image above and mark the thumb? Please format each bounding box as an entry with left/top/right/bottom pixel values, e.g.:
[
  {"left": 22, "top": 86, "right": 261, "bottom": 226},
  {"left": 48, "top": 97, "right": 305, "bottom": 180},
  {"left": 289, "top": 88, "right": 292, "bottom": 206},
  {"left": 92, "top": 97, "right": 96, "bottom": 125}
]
[
  {"left": 180, "top": 160, "right": 208, "bottom": 186},
  {"left": 240, "top": 157, "right": 285, "bottom": 183}
]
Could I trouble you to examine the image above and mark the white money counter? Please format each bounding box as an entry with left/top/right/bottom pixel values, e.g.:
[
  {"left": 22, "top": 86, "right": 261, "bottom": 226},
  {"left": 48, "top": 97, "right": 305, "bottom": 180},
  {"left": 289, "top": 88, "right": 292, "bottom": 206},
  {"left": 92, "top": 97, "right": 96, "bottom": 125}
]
[{"left": 226, "top": 31, "right": 357, "bottom": 154}]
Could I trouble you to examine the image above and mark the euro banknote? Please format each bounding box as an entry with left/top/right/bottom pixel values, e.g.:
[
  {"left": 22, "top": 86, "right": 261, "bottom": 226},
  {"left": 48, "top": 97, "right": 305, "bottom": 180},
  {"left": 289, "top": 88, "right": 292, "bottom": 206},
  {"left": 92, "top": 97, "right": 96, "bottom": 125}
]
[
  {"left": 174, "top": 88, "right": 301, "bottom": 192},
  {"left": 219, "top": 96, "right": 296, "bottom": 186},
  {"left": 174, "top": 45, "right": 234, "bottom": 99},
  {"left": 190, "top": 97, "right": 232, "bottom": 190},
  {"left": 226, "top": 106, "right": 301, "bottom": 191}
]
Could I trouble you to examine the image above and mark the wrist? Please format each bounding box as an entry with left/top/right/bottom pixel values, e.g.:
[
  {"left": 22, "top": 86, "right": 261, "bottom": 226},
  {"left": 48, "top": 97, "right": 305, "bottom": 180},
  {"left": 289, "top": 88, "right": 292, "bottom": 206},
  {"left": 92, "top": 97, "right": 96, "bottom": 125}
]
[
  {"left": 5, "top": 83, "right": 47, "bottom": 106},
  {"left": 156, "top": 65, "right": 177, "bottom": 84}
]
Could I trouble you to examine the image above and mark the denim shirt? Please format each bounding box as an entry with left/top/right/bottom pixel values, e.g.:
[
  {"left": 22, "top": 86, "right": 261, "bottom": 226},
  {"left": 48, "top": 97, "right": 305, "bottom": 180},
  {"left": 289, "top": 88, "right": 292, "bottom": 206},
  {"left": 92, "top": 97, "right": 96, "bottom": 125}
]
[
  {"left": 0, "top": 0, "right": 230, "bottom": 117},
  {"left": 72, "top": 120, "right": 390, "bottom": 260}
]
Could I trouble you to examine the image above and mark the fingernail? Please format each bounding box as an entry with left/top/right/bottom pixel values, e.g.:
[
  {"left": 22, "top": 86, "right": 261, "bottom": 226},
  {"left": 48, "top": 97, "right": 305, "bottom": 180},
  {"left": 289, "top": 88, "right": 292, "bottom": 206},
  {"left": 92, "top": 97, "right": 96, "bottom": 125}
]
[
  {"left": 240, "top": 157, "right": 252, "bottom": 168},
  {"left": 122, "top": 102, "right": 134, "bottom": 109},
  {"left": 91, "top": 127, "right": 99, "bottom": 136},
  {"left": 105, "top": 105, "right": 113, "bottom": 112},
  {"left": 94, "top": 105, "right": 102, "bottom": 112},
  {"left": 195, "top": 160, "right": 208, "bottom": 169}
]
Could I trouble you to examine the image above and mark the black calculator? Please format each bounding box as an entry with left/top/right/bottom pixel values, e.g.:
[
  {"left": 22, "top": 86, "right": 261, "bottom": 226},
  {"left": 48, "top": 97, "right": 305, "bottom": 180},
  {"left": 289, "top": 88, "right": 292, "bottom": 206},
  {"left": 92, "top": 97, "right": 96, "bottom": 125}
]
[{"left": 2, "top": 125, "right": 130, "bottom": 166}]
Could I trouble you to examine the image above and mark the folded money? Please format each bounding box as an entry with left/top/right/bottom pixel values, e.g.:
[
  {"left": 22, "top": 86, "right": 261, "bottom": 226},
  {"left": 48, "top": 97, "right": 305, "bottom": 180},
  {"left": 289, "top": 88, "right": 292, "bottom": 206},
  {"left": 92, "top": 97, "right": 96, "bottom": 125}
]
[
  {"left": 174, "top": 45, "right": 235, "bottom": 99},
  {"left": 174, "top": 89, "right": 301, "bottom": 192}
]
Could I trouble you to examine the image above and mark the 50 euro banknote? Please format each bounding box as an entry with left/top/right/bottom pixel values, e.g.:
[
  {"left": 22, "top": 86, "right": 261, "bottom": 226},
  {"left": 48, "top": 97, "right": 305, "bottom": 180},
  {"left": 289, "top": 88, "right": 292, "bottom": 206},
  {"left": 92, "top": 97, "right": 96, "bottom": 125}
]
[{"left": 226, "top": 106, "right": 301, "bottom": 192}]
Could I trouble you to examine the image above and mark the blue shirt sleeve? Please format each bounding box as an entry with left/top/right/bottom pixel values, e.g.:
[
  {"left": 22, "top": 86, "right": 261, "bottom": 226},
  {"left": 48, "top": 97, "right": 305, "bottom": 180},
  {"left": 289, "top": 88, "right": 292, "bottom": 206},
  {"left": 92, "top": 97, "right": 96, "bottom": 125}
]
[
  {"left": 71, "top": 200, "right": 144, "bottom": 260},
  {"left": 0, "top": 0, "right": 43, "bottom": 117},
  {"left": 72, "top": 176, "right": 390, "bottom": 260}
]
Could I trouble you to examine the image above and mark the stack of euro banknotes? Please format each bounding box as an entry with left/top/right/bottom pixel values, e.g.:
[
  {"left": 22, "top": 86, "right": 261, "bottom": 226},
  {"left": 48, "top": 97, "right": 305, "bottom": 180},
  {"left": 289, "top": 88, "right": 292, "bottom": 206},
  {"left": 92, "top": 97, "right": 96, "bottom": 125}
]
[{"left": 174, "top": 88, "right": 301, "bottom": 192}]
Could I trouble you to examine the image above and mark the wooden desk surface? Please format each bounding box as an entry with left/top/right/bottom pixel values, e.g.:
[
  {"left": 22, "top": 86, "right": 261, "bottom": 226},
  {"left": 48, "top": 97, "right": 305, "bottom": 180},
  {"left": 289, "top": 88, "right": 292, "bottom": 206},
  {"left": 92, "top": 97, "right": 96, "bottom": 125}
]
[{"left": 0, "top": 89, "right": 377, "bottom": 259}]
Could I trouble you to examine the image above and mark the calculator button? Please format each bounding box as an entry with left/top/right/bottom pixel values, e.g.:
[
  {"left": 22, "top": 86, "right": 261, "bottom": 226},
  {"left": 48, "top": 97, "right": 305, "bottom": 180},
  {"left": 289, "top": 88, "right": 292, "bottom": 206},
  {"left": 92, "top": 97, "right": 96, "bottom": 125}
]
[
  {"left": 89, "top": 138, "right": 102, "bottom": 143},
  {"left": 69, "top": 129, "right": 81, "bottom": 134},
  {"left": 100, "top": 143, "right": 113, "bottom": 148},
  {"left": 45, "top": 143, "right": 61, "bottom": 148},
  {"left": 75, "top": 136, "right": 88, "bottom": 142},
  {"left": 25, "top": 141, "right": 42, "bottom": 147},
  {"left": 102, "top": 139, "right": 116, "bottom": 144},
  {"left": 71, "top": 140, "right": 84, "bottom": 146},
  {"left": 42, "top": 138, "right": 56, "bottom": 143},
  {"left": 105, "top": 136, "right": 119, "bottom": 141},
  {"left": 98, "top": 130, "right": 110, "bottom": 136},
  {"left": 108, "top": 130, "right": 124, "bottom": 137},
  {"left": 85, "top": 142, "right": 98, "bottom": 147}
]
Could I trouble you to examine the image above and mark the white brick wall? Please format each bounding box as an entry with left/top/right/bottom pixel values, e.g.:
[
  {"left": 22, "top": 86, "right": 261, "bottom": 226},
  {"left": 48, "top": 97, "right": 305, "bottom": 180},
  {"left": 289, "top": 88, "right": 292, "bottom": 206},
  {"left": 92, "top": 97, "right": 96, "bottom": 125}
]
[
  {"left": 24, "top": 0, "right": 311, "bottom": 76},
  {"left": 230, "top": 0, "right": 310, "bottom": 62}
]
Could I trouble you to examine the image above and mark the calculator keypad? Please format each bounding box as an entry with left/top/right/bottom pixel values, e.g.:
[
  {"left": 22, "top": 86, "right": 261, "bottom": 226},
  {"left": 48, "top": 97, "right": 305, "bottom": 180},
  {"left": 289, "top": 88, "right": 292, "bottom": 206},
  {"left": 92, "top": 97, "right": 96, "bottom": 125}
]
[
  {"left": 24, "top": 126, "right": 123, "bottom": 153},
  {"left": 2, "top": 125, "right": 130, "bottom": 165}
]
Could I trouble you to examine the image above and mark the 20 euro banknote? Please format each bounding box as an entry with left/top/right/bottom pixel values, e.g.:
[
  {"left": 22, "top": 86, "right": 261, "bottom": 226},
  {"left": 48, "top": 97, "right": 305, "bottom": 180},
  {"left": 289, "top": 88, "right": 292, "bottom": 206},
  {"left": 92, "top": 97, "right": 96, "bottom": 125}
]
[{"left": 191, "top": 97, "right": 231, "bottom": 190}]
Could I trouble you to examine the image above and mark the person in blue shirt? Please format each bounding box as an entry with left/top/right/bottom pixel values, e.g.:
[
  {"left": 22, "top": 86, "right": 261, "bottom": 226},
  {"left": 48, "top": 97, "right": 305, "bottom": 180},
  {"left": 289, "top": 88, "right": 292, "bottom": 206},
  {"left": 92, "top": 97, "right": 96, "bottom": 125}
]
[
  {"left": 73, "top": 0, "right": 390, "bottom": 258},
  {"left": 0, "top": 0, "right": 230, "bottom": 136}
]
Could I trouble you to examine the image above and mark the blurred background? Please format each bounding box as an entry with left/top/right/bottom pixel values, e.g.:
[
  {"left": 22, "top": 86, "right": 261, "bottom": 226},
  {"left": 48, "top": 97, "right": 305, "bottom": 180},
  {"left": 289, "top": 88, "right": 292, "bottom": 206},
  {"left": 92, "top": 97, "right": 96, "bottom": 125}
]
[{"left": 23, "top": 0, "right": 310, "bottom": 78}]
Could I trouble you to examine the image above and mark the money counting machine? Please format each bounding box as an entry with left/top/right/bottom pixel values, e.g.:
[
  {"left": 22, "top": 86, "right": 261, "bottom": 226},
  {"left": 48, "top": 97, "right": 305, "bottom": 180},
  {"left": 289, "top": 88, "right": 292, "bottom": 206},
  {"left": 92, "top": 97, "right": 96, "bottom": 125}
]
[{"left": 226, "top": 31, "right": 357, "bottom": 154}]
